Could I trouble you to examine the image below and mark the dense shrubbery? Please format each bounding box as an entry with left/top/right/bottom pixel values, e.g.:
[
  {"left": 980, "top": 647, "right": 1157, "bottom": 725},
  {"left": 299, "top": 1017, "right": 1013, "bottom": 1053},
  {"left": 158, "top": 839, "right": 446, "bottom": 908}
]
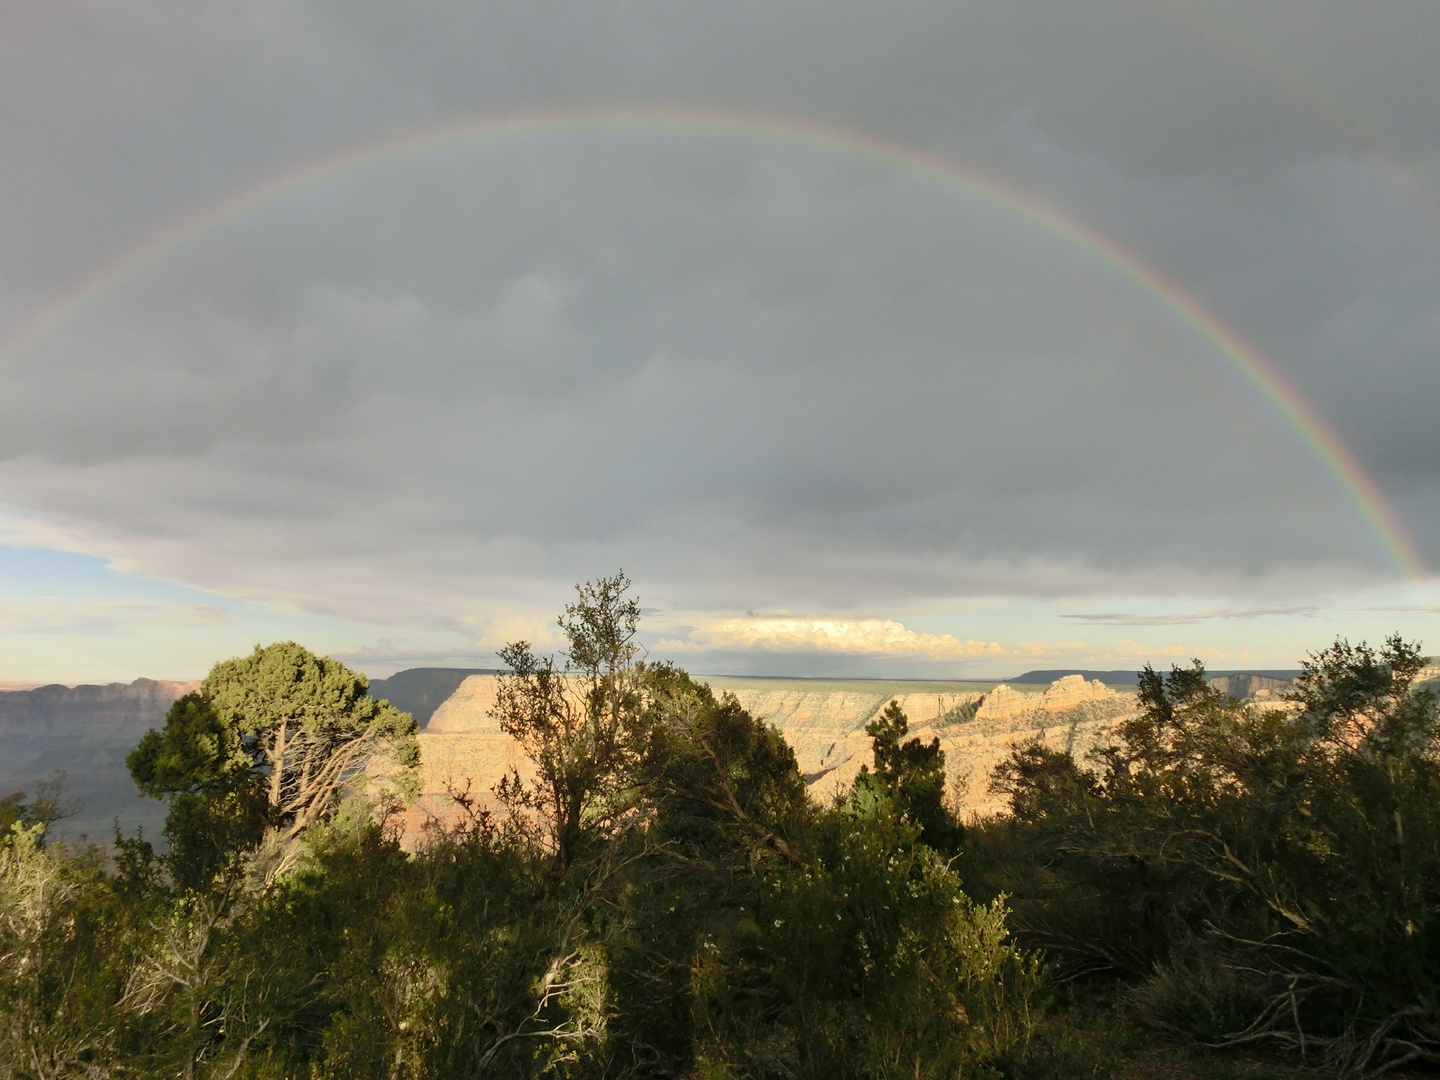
[
  {"left": 0, "top": 576, "right": 1039, "bottom": 1079},
  {"left": 969, "top": 635, "right": 1440, "bottom": 1077}
]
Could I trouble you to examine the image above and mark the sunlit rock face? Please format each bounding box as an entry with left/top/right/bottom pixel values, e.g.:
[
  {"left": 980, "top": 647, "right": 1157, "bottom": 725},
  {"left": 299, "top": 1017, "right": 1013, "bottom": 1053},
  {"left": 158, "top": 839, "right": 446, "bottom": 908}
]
[
  {"left": 801, "top": 678, "right": 1130, "bottom": 817},
  {"left": 972, "top": 684, "right": 1031, "bottom": 723},
  {"left": 404, "top": 675, "right": 531, "bottom": 833},
  {"left": 366, "top": 668, "right": 496, "bottom": 729},
  {"left": 720, "top": 687, "right": 982, "bottom": 779},
  {"left": 409, "top": 673, "right": 1136, "bottom": 823},
  {"left": 424, "top": 675, "right": 504, "bottom": 734},
  {"left": 973, "top": 676, "right": 1116, "bottom": 722},
  {"left": 1039, "top": 674, "right": 1118, "bottom": 712},
  {"left": 914, "top": 697, "right": 1131, "bottom": 818}
]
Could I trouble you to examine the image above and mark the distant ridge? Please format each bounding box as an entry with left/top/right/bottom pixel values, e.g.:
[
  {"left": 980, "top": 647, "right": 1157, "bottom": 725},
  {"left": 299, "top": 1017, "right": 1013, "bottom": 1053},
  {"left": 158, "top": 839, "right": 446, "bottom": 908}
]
[
  {"left": 366, "top": 668, "right": 500, "bottom": 729},
  {"left": 1010, "top": 668, "right": 1303, "bottom": 687},
  {"left": 0, "top": 678, "right": 198, "bottom": 839}
]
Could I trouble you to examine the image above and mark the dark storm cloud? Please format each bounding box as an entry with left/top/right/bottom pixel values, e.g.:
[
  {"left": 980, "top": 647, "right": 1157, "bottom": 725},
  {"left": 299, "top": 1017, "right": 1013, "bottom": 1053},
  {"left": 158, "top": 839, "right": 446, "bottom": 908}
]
[{"left": 0, "top": 0, "right": 1436, "bottom": 628}]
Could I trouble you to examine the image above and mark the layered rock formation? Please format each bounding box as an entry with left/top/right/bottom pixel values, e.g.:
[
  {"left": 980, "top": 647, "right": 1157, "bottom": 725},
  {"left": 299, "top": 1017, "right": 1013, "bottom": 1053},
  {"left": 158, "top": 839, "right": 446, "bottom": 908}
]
[
  {"left": 969, "top": 674, "right": 1117, "bottom": 722},
  {"left": 791, "top": 677, "right": 1129, "bottom": 816},
  {"left": 410, "top": 673, "right": 1136, "bottom": 823},
  {"left": 366, "top": 668, "right": 497, "bottom": 728},
  {"left": 412, "top": 675, "right": 533, "bottom": 826}
]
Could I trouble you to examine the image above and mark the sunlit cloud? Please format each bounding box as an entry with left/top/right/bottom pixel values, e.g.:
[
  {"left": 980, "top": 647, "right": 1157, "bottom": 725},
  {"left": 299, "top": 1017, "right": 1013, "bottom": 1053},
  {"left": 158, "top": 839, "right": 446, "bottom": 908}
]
[{"left": 662, "top": 617, "right": 1083, "bottom": 661}]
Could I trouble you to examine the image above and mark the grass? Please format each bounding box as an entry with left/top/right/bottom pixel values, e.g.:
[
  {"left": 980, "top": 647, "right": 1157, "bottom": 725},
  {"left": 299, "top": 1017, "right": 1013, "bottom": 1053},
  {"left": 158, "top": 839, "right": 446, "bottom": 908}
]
[{"left": 1006, "top": 986, "right": 1323, "bottom": 1080}]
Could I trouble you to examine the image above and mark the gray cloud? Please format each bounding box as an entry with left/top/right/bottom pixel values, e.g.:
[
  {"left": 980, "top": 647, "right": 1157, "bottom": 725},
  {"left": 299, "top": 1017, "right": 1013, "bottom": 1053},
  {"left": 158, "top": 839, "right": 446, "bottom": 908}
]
[
  {"left": 0, "top": 0, "right": 1436, "bottom": 634},
  {"left": 1062, "top": 606, "right": 1321, "bottom": 626}
]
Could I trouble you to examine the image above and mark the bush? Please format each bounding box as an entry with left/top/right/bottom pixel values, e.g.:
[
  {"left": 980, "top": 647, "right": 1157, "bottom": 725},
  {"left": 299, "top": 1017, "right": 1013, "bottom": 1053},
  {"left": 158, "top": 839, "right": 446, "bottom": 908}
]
[
  {"left": 977, "top": 636, "right": 1440, "bottom": 1075},
  {"left": 763, "top": 810, "right": 1042, "bottom": 1079}
]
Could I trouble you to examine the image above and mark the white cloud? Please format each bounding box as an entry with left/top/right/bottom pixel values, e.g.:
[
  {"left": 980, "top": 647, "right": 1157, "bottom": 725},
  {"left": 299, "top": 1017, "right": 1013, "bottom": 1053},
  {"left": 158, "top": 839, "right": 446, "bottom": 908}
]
[{"left": 672, "top": 617, "right": 1075, "bottom": 661}]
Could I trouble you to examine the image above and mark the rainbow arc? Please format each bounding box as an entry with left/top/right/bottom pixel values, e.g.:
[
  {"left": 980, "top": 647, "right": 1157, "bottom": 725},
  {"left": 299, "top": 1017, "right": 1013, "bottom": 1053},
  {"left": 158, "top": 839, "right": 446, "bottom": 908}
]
[{"left": 0, "top": 105, "right": 1425, "bottom": 579}]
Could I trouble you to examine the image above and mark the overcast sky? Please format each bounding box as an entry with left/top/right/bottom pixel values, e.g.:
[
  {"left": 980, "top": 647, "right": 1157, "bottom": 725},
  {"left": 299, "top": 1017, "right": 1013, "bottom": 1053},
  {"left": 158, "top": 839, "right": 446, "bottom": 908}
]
[{"left": 1, "top": 1, "right": 1437, "bottom": 683}]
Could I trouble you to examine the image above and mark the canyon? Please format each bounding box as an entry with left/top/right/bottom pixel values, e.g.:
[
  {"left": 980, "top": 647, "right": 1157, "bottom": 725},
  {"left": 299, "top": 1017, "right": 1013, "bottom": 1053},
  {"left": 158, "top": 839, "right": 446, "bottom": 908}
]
[
  {"left": 413, "top": 672, "right": 1136, "bottom": 823},
  {"left": 10, "top": 661, "right": 1416, "bottom": 839},
  {"left": 1, "top": 669, "right": 1134, "bottom": 836}
]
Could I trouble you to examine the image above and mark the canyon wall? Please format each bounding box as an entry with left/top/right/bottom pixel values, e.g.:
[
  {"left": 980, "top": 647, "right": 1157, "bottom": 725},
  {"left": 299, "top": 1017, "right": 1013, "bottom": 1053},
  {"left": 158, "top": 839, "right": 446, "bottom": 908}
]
[{"left": 412, "top": 672, "right": 1136, "bottom": 822}]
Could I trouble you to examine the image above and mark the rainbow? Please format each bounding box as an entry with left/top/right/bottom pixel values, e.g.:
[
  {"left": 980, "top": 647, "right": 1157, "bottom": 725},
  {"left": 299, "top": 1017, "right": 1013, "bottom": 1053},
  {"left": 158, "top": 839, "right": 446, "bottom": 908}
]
[{"left": 0, "top": 105, "right": 1426, "bottom": 578}]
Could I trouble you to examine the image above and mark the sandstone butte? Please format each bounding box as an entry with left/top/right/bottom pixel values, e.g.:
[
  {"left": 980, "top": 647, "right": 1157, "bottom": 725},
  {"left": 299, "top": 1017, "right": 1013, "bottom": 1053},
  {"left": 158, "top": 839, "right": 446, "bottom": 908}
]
[{"left": 408, "top": 673, "right": 1136, "bottom": 829}]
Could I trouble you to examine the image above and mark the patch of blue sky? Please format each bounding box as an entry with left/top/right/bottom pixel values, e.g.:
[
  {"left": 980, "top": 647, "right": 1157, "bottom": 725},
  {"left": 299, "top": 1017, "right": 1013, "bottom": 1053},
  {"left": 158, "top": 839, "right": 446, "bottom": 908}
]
[
  {"left": 0, "top": 544, "right": 228, "bottom": 604},
  {"left": 0, "top": 543, "right": 372, "bottom": 684}
]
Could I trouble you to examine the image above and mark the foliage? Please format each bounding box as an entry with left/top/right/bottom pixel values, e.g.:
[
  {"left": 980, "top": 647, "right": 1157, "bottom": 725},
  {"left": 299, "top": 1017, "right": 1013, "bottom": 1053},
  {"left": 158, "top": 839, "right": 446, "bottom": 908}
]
[
  {"left": 763, "top": 811, "right": 1040, "bottom": 1079},
  {"left": 852, "top": 699, "right": 965, "bottom": 853},
  {"left": 128, "top": 642, "right": 419, "bottom": 887},
  {"left": 974, "top": 635, "right": 1440, "bottom": 1076},
  {"left": 128, "top": 694, "right": 268, "bottom": 888},
  {"left": 0, "top": 575, "right": 1042, "bottom": 1078},
  {"left": 10, "top": 594, "right": 1431, "bottom": 1078},
  {"left": 491, "top": 573, "right": 646, "bottom": 875},
  {"left": 15, "top": 602, "right": 1425, "bottom": 1077}
]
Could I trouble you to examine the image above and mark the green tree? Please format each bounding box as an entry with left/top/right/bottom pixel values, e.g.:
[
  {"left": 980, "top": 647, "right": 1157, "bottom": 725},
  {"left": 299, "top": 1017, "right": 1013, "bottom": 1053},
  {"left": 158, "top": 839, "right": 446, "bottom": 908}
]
[
  {"left": 130, "top": 642, "right": 419, "bottom": 886},
  {"left": 491, "top": 572, "right": 646, "bottom": 875},
  {"left": 766, "top": 810, "right": 1040, "bottom": 1079},
  {"left": 852, "top": 700, "right": 963, "bottom": 852},
  {"left": 598, "top": 665, "right": 810, "bottom": 1072},
  {"left": 128, "top": 694, "right": 266, "bottom": 887}
]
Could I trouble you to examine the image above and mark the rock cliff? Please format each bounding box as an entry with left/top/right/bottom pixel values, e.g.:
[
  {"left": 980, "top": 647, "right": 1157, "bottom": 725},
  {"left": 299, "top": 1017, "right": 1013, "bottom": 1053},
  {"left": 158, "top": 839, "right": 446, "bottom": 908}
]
[
  {"left": 409, "top": 673, "right": 1135, "bottom": 823},
  {"left": 1208, "top": 673, "right": 1294, "bottom": 700},
  {"left": 366, "top": 668, "right": 498, "bottom": 728}
]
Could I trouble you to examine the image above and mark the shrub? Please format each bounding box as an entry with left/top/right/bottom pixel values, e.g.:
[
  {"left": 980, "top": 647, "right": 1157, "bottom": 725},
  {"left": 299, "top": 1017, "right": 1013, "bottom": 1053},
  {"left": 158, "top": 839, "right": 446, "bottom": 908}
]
[{"left": 978, "top": 636, "right": 1440, "bottom": 1075}]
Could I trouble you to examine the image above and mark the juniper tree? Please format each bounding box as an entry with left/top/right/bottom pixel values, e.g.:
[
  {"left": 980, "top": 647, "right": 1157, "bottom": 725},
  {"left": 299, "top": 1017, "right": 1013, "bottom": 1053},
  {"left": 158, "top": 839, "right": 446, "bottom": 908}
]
[{"left": 129, "top": 642, "right": 418, "bottom": 885}]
